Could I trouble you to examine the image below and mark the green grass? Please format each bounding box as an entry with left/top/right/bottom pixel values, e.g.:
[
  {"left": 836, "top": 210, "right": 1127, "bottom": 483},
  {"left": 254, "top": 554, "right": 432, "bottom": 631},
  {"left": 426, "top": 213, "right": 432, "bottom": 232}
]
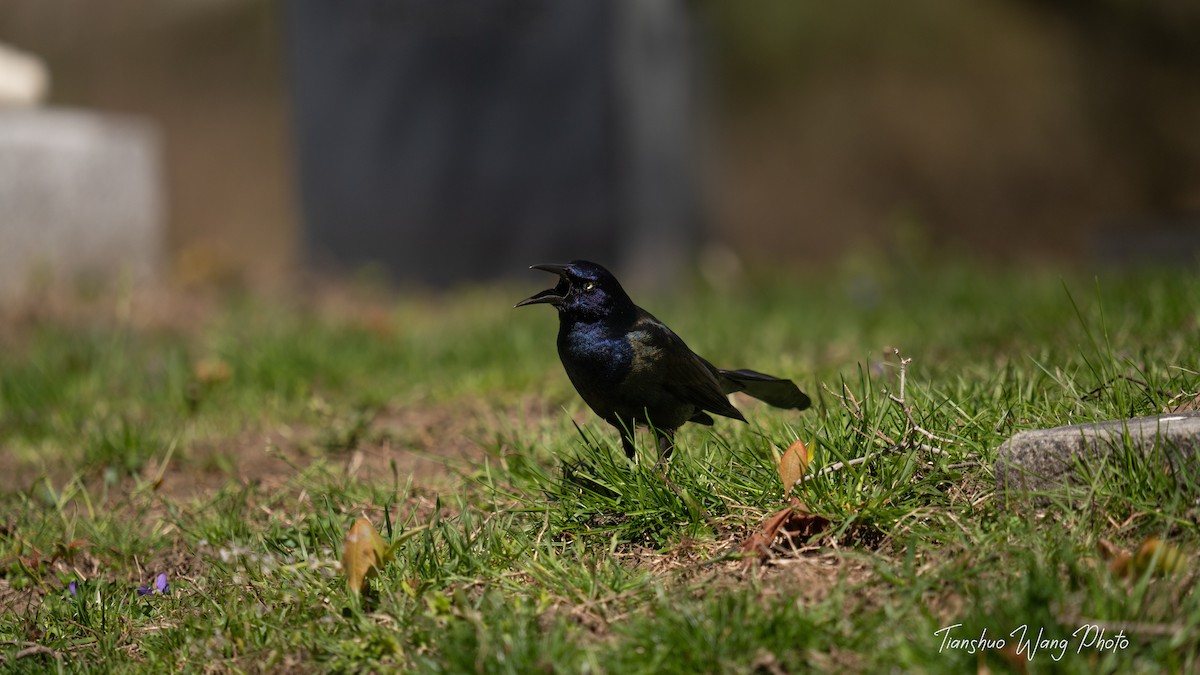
[{"left": 2, "top": 263, "right": 1199, "bottom": 673}]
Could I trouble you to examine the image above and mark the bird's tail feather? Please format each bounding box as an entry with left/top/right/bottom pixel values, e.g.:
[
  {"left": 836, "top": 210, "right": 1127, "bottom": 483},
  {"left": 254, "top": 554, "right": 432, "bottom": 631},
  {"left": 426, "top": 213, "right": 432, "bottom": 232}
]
[{"left": 719, "top": 369, "right": 812, "bottom": 410}]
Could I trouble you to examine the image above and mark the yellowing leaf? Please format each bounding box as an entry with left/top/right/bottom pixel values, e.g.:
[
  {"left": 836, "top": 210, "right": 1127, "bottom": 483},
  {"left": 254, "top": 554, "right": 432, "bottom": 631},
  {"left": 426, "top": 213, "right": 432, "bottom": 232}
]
[
  {"left": 342, "top": 517, "right": 390, "bottom": 596},
  {"left": 777, "top": 439, "right": 813, "bottom": 490},
  {"left": 1133, "top": 537, "right": 1184, "bottom": 577},
  {"left": 193, "top": 356, "right": 233, "bottom": 385},
  {"left": 1099, "top": 536, "right": 1185, "bottom": 579}
]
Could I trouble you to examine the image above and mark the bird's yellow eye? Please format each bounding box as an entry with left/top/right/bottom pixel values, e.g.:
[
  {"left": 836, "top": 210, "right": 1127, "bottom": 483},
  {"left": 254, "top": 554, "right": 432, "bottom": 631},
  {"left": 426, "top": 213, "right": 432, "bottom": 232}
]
[{"left": 584, "top": 282, "right": 595, "bottom": 291}]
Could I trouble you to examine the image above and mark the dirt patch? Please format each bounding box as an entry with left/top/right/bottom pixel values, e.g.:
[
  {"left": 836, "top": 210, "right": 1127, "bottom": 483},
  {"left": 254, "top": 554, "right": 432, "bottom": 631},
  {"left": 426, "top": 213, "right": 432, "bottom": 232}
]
[
  {"left": 146, "top": 397, "right": 554, "bottom": 503},
  {"left": 349, "top": 401, "right": 505, "bottom": 485},
  {"left": 149, "top": 428, "right": 306, "bottom": 500},
  {"left": 749, "top": 551, "right": 878, "bottom": 606},
  {"left": 532, "top": 532, "right": 885, "bottom": 650},
  {"left": 0, "top": 457, "right": 52, "bottom": 497}
]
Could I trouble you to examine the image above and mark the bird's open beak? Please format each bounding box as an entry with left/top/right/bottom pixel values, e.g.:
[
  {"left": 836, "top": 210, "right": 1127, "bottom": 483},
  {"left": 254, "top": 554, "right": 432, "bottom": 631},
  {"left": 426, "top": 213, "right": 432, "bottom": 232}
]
[{"left": 514, "top": 264, "right": 570, "bottom": 308}]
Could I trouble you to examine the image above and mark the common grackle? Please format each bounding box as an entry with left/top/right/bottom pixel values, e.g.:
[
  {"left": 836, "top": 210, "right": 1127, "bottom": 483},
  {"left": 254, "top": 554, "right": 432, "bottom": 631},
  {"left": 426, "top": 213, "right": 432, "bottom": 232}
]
[{"left": 516, "top": 260, "right": 811, "bottom": 461}]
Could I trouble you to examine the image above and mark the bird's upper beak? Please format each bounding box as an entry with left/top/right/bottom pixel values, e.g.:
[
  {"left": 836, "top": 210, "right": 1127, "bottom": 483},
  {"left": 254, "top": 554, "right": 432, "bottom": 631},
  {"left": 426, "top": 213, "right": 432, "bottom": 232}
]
[{"left": 514, "top": 264, "right": 570, "bottom": 308}]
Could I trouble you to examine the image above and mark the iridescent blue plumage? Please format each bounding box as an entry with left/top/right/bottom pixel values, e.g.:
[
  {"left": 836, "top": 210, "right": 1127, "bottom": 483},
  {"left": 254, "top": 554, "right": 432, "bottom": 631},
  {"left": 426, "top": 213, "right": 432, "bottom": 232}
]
[{"left": 516, "top": 260, "right": 811, "bottom": 461}]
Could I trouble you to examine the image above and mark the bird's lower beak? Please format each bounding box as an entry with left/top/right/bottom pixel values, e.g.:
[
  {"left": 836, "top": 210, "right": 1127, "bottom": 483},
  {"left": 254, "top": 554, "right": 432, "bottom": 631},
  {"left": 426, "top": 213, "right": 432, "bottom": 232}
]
[
  {"left": 514, "top": 288, "right": 564, "bottom": 307},
  {"left": 514, "top": 263, "right": 570, "bottom": 308}
]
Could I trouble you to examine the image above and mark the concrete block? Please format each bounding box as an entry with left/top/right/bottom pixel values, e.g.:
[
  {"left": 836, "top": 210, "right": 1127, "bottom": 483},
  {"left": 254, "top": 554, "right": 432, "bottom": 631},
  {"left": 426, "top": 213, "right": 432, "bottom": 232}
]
[
  {"left": 995, "top": 411, "right": 1200, "bottom": 493},
  {"left": 0, "top": 108, "right": 164, "bottom": 295}
]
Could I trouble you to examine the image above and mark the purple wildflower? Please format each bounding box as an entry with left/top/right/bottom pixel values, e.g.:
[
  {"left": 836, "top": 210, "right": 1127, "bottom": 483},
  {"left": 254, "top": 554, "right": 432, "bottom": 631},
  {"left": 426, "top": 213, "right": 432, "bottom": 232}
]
[
  {"left": 138, "top": 573, "right": 170, "bottom": 596},
  {"left": 68, "top": 580, "right": 77, "bottom": 597}
]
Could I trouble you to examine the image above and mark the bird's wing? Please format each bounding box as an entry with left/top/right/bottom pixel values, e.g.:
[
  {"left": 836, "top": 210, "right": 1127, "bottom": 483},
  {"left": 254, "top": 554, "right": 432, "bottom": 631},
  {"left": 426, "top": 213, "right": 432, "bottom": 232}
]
[
  {"left": 719, "top": 369, "right": 812, "bottom": 410},
  {"left": 628, "top": 312, "right": 746, "bottom": 422}
]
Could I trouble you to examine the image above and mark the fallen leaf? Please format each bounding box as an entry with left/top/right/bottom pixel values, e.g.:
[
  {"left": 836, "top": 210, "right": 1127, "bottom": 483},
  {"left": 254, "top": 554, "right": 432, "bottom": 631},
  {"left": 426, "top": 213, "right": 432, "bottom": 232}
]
[
  {"left": 1100, "top": 536, "right": 1184, "bottom": 579},
  {"left": 741, "top": 508, "right": 794, "bottom": 561},
  {"left": 777, "top": 439, "right": 812, "bottom": 491},
  {"left": 740, "top": 498, "right": 831, "bottom": 565},
  {"left": 1169, "top": 392, "right": 1200, "bottom": 413},
  {"left": 1098, "top": 538, "right": 1132, "bottom": 577},
  {"left": 1096, "top": 538, "right": 1121, "bottom": 559},
  {"left": 1133, "top": 537, "right": 1184, "bottom": 577},
  {"left": 342, "top": 517, "right": 390, "bottom": 596},
  {"left": 193, "top": 356, "right": 233, "bottom": 385}
]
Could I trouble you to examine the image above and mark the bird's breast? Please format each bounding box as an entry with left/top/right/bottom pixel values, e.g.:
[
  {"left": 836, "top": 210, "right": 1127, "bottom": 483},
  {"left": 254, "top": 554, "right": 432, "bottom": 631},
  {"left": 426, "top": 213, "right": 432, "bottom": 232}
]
[
  {"left": 558, "top": 322, "right": 633, "bottom": 386},
  {"left": 555, "top": 319, "right": 698, "bottom": 429}
]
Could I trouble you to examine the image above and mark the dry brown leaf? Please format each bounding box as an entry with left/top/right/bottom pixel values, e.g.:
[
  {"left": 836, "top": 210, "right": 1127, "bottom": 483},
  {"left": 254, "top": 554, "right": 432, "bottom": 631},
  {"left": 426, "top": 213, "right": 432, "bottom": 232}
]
[
  {"left": 1169, "top": 392, "right": 1200, "bottom": 413},
  {"left": 1096, "top": 538, "right": 1122, "bottom": 560},
  {"left": 740, "top": 498, "right": 832, "bottom": 565},
  {"left": 741, "top": 508, "right": 795, "bottom": 561},
  {"left": 342, "top": 517, "right": 390, "bottom": 596},
  {"left": 1097, "top": 538, "right": 1132, "bottom": 577},
  {"left": 777, "top": 439, "right": 812, "bottom": 491},
  {"left": 1109, "top": 552, "right": 1133, "bottom": 578}
]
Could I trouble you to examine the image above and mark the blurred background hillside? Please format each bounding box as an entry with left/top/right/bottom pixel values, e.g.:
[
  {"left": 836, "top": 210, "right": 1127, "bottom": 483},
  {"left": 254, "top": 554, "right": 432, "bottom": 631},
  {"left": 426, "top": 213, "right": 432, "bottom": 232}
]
[{"left": 2, "top": 0, "right": 1198, "bottom": 291}]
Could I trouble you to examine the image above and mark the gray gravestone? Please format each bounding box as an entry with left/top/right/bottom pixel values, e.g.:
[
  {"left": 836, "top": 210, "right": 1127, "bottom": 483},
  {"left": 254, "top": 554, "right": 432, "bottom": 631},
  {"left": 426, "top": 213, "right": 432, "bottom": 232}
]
[
  {"left": 995, "top": 411, "right": 1200, "bottom": 493},
  {"left": 0, "top": 108, "right": 164, "bottom": 295}
]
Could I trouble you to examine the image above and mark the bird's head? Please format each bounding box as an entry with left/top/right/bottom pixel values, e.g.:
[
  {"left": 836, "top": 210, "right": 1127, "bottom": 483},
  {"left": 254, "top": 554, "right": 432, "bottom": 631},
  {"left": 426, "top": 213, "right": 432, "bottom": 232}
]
[{"left": 514, "top": 260, "right": 632, "bottom": 320}]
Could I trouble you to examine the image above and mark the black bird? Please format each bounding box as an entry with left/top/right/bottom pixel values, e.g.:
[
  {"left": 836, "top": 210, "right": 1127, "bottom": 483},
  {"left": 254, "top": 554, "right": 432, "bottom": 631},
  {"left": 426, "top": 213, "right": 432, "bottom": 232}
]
[{"left": 516, "top": 260, "right": 810, "bottom": 461}]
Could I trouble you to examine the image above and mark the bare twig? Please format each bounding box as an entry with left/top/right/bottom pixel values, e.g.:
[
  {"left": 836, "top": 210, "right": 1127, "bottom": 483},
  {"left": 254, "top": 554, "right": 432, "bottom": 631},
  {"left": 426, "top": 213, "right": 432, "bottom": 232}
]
[
  {"left": 883, "top": 351, "right": 958, "bottom": 447},
  {"left": 802, "top": 353, "right": 977, "bottom": 487},
  {"left": 801, "top": 454, "right": 877, "bottom": 483},
  {"left": 799, "top": 443, "right": 952, "bottom": 484},
  {"left": 0, "top": 641, "right": 63, "bottom": 666},
  {"left": 916, "top": 443, "right": 952, "bottom": 457},
  {"left": 945, "top": 461, "right": 981, "bottom": 471},
  {"left": 822, "top": 381, "right": 897, "bottom": 447}
]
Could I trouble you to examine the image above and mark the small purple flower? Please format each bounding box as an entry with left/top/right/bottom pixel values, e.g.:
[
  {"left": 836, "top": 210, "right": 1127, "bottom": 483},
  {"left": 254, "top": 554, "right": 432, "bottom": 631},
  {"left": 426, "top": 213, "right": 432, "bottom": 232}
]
[
  {"left": 138, "top": 573, "right": 170, "bottom": 596},
  {"left": 68, "top": 581, "right": 77, "bottom": 597}
]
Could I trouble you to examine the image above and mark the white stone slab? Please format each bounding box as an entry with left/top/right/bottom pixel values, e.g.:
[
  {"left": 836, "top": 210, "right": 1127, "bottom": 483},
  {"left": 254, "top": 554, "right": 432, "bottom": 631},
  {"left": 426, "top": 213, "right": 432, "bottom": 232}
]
[{"left": 0, "top": 108, "right": 164, "bottom": 295}]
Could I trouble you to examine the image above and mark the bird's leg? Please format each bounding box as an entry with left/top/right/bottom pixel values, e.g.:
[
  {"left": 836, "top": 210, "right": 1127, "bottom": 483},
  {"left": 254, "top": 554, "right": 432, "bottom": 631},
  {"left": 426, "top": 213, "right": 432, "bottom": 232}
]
[
  {"left": 620, "top": 431, "right": 638, "bottom": 461},
  {"left": 654, "top": 428, "right": 675, "bottom": 460},
  {"left": 650, "top": 428, "right": 677, "bottom": 474}
]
